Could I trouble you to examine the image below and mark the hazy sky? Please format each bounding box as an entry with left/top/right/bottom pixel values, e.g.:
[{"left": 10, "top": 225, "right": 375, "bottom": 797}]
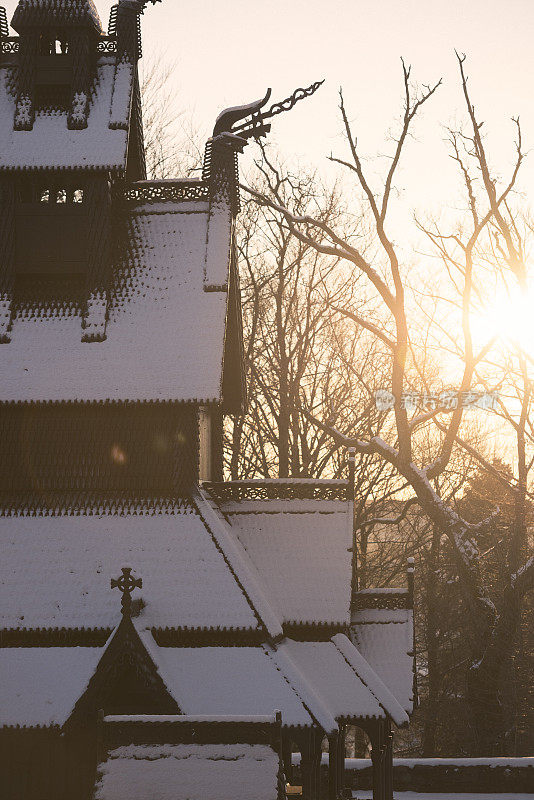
[
  {"left": 3, "top": 0, "right": 531, "bottom": 458},
  {"left": 4, "top": 0, "right": 534, "bottom": 216}
]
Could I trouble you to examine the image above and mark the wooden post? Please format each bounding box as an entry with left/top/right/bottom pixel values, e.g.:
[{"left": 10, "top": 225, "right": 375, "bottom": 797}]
[
  {"left": 299, "top": 730, "right": 323, "bottom": 800},
  {"left": 337, "top": 725, "right": 346, "bottom": 796},
  {"left": 384, "top": 722, "right": 394, "bottom": 800},
  {"left": 369, "top": 721, "right": 385, "bottom": 800},
  {"left": 300, "top": 732, "right": 313, "bottom": 800},
  {"left": 328, "top": 733, "right": 338, "bottom": 800}
]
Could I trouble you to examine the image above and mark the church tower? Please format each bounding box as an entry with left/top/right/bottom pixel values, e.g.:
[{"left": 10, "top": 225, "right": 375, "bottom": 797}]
[
  {"left": 0, "top": 4, "right": 414, "bottom": 799},
  {"left": 0, "top": 0, "right": 246, "bottom": 507},
  {"left": 11, "top": 0, "right": 103, "bottom": 131},
  {"left": 0, "top": 0, "right": 150, "bottom": 349}
]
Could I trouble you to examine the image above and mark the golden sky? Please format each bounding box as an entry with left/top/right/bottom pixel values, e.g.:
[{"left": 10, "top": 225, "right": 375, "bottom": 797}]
[{"left": 4, "top": 0, "right": 534, "bottom": 218}]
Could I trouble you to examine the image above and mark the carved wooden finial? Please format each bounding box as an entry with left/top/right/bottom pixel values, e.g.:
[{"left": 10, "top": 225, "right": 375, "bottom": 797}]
[{"left": 110, "top": 566, "right": 142, "bottom": 617}]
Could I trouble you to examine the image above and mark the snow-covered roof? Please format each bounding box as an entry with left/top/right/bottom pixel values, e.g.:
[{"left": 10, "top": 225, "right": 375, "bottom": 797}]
[
  {"left": 195, "top": 491, "right": 282, "bottom": 639},
  {"left": 0, "top": 62, "right": 129, "bottom": 172},
  {"left": 11, "top": 0, "right": 103, "bottom": 32},
  {"left": 0, "top": 628, "right": 411, "bottom": 730},
  {"left": 94, "top": 744, "right": 280, "bottom": 800},
  {"left": 219, "top": 498, "right": 352, "bottom": 627},
  {"left": 0, "top": 508, "right": 261, "bottom": 631},
  {"left": 0, "top": 202, "right": 231, "bottom": 403},
  {"left": 141, "top": 639, "right": 313, "bottom": 729},
  {"left": 351, "top": 607, "right": 414, "bottom": 714},
  {"left": 274, "top": 636, "right": 409, "bottom": 728},
  {"left": 122, "top": 627, "right": 408, "bottom": 733},
  {"left": 0, "top": 645, "right": 102, "bottom": 726},
  {"left": 144, "top": 634, "right": 409, "bottom": 733}
]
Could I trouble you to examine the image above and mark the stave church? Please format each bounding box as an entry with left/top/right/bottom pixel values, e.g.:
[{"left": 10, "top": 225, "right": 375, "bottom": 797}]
[{"left": 0, "top": 2, "right": 415, "bottom": 799}]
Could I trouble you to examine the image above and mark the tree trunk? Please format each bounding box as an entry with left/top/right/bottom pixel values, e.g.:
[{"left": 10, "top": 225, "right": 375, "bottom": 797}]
[
  {"left": 422, "top": 526, "right": 441, "bottom": 756},
  {"left": 467, "top": 586, "right": 522, "bottom": 755},
  {"left": 276, "top": 262, "right": 290, "bottom": 477}
]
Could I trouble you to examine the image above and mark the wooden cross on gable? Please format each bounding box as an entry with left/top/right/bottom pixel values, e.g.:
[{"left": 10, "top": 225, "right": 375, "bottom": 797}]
[{"left": 111, "top": 566, "right": 142, "bottom": 617}]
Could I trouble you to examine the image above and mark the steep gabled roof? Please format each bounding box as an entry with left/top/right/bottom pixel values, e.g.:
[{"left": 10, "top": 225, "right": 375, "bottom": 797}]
[
  {"left": 351, "top": 606, "right": 415, "bottom": 715},
  {"left": 140, "top": 636, "right": 314, "bottom": 729},
  {"left": 218, "top": 494, "right": 352, "bottom": 628},
  {"left": 0, "top": 61, "right": 131, "bottom": 172},
  {"left": 194, "top": 489, "right": 283, "bottom": 640},
  {"left": 271, "top": 636, "right": 408, "bottom": 730},
  {"left": 0, "top": 645, "right": 102, "bottom": 726},
  {"left": 0, "top": 507, "right": 265, "bottom": 632},
  {"left": 11, "top": 0, "right": 103, "bottom": 32},
  {"left": 69, "top": 614, "right": 180, "bottom": 723},
  {"left": 0, "top": 200, "right": 240, "bottom": 405},
  {"left": 0, "top": 631, "right": 410, "bottom": 731}
]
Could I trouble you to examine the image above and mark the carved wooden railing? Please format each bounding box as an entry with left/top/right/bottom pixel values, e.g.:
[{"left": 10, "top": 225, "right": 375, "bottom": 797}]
[
  {"left": 352, "top": 588, "right": 411, "bottom": 611},
  {"left": 97, "top": 35, "right": 117, "bottom": 53},
  {"left": 121, "top": 180, "right": 210, "bottom": 203},
  {"left": 0, "top": 36, "right": 117, "bottom": 55},
  {"left": 0, "top": 36, "right": 19, "bottom": 54},
  {"left": 204, "top": 479, "right": 350, "bottom": 502}
]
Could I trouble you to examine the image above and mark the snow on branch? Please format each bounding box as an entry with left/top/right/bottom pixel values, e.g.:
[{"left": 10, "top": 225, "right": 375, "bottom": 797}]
[
  {"left": 240, "top": 182, "right": 397, "bottom": 313},
  {"left": 512, "top": 556, "right": 534, "bottom": 594}
]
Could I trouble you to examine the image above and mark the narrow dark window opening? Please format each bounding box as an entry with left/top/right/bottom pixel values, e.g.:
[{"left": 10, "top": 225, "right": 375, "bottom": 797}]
[
  {"left": 39, "top": 34, "right": 69, "bottom": 56},
  {"left": 19, "top": 183, "right": 85, "bottom": 205}
]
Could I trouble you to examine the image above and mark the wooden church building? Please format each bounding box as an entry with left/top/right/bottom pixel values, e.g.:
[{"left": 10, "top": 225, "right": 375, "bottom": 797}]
[{"left": 0, "top": 2, "right": 415, "bottom": 798}]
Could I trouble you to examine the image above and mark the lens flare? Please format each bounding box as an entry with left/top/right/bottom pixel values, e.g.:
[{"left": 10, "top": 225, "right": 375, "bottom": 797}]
[{"left": 111, "top": 444, "right": 127, "bottom": 465}]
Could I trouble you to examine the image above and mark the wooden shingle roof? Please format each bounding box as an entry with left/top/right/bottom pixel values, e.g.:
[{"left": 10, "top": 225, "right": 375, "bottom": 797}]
[{"left": 11, "top": 0, "right": 103, "bottom": 32}]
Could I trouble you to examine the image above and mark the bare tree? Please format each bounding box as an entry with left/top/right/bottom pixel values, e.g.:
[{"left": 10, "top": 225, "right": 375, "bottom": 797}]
[
  {"left": 227, "top": 157, "right": 397, "bottom": 486},
  {"left": 140, "top": 52, "right": 202, "bottom": 179},
  {"left": 416, "top": 55, "right": 534, "bottom": 753},
  {"left": 243, "top": 56, "right": 534, "bottom": 754}
]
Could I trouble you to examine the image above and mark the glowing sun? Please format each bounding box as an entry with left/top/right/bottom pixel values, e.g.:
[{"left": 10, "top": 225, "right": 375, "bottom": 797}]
[{"left": 472, "top": 284, "right": 534, "bottom": 353}]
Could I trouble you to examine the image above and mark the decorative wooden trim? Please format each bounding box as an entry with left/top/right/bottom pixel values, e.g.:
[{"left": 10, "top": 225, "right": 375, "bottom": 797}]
[
  {"left": 102, "top": 715, "right": 283, "bottom": 748},
  {"left": 204, "top": 480, "right": 349, "bottom": 502},
  {"left": 97, "top": 36, "right": 117, "bottom": 53},
  {"left": 107, "top": 6, "right": 118, "bottom": 37},
  {"left": 352, "top": 590, "right": 411, "bottom": 611},
  {"left": 0, "top": 627, "right": 112, "bottom": 647},
  {"left": 0, "top": 399, "right": 207, "bottom": 407},
  {"left": 0, "top": 493, "right": 195, "bottom": 516},
  {"left": 68, "top": 614, "right": 180, "bottom": 728},
  {"left": 0, "top": 36, "right": 19, "bottom": 54},
  {"left": 0, "top": 8, "right": 8, "bottom": 38},
  {"left": 2, "top": 36, "right": 117, "bottom": 56},
  {"left": 120, "top": 180, "right": 210, "bottom": 203},
  {"left": 282, "top": 622, "right": 347, "bottom": 641},
  {"left": 0, "top": 625, "right": 268, "bottom": 649},
  {"left": 0, "top": 723, "right": 61, "bottom": 731}
]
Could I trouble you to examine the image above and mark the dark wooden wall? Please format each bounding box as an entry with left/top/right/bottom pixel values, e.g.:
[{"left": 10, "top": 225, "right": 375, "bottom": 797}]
[
  {"left": 0, "top": 402, "right": 199, "bottom": 505},
  {"left": 0, "top": 727, "right": 96, "bottom": 800}
]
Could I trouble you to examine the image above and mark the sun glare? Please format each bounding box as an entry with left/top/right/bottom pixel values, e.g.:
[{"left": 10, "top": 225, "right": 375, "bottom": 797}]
[{"left": 472, "top": 284, "right": 534, "bottom": 354}]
